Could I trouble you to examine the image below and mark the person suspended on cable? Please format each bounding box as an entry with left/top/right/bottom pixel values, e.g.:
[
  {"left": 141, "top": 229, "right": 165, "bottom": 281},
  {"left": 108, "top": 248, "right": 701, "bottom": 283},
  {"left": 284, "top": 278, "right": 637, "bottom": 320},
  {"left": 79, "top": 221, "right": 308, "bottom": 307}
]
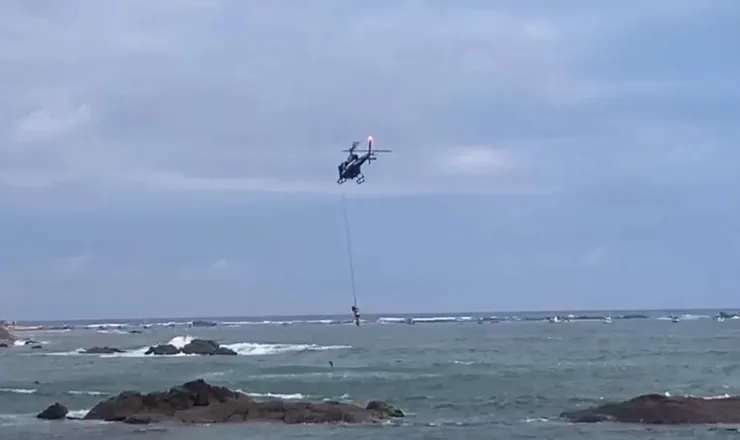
[{"left": 351, "top": 305, "right": 361, "bottom": 326}]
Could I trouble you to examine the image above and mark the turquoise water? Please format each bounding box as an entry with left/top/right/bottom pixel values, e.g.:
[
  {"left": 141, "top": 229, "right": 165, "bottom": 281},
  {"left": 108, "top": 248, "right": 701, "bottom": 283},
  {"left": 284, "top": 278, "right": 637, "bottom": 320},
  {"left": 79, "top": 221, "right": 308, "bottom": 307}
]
[{"left": 1, "top": 310, "right": 739, "bottom": 439}]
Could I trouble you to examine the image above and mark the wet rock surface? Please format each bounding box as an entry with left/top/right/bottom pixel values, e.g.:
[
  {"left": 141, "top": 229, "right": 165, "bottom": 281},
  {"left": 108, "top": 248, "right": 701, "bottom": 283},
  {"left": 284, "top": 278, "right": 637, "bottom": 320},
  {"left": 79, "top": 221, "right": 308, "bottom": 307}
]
[
  {"left": 561, "top": 393, "right": 740, "bottom": 424},
  {"left": 145, "top": 339, "right": 237, "bottom": 356},
  {"left": 0, "top": 325, "right": 15, "bottom": 341},
  {"left": 83, "top": 346, "right": 125, "bottom": 354},
  {"left": 37, "top": 403, "right": 69, "bottom": 420},
  {"left": 70, "top": 379, "right": 403, "bottom": 425}
]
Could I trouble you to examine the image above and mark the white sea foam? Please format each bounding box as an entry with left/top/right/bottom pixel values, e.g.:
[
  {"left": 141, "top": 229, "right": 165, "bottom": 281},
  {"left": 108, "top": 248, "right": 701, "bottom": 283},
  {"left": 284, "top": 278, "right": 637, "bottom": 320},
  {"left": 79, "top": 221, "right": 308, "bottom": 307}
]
[
  {"left": 67, "top": 408, "right": 91, "bottom": 418},
  {"left": 663, "top": 391, "right": 732, "bottom": 399},
  {"left": 0, "top": 387, "right": 36, "bottom": 394},
  {"left": 0, "top": 388, "right": 109, "bottom": 396},
  {"left": 10, "top": 338, "right": 50, "bottom": 346},
  {"left": 241, "top": 391, "right": 307, "bottom": 399},
  {"left": 68, "top": 390, "right": 108, "bottom": 396}
]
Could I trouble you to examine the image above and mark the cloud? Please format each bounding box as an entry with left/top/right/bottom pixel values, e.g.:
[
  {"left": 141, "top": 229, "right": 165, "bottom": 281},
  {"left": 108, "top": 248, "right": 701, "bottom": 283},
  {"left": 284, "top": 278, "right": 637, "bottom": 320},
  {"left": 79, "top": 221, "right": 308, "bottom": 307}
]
[
  {"left": 5, "top": 0, "right": 687, "bottom": 204},
  {"left": 13, "top": 103, "right": 93, "bottom": 143},
  {"left": 2, "top": 1, "right": 740, "bottom": 318},
  {"left": 581, "top": 246, "right": 610, "bottom": 267},
  {"left": 49, "top": 252, "right": 96, "bottom": 276},
  {"left": 177, "top": 258, "right": 249, "bottom": 282},
  {"left": 439, "top": 147, "right": 517, "bottom": 175}
]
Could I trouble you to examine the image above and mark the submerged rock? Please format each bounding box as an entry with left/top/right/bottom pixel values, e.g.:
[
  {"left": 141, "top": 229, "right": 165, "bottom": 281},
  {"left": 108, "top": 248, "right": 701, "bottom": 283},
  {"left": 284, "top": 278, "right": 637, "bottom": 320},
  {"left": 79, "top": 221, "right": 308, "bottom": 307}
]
[
  {"left": 83, "top": 346, "right": 125, "bottom": 354},
  {"left": 145, "top": 344, "right": 180, "bottom": 355},
  {"left": 561, "top": 393, "right": 740, "bottom": 424},
  {"left": 37, "top": 403, "right": 69, "bottom": 420},
  {"left": 78, "top": 379, "right": 402, "bottom": 425}
]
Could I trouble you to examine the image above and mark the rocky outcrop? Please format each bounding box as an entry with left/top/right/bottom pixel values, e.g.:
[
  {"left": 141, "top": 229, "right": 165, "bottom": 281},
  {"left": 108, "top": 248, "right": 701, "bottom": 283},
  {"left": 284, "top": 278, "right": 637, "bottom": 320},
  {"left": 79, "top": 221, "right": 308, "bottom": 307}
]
[
  {"left": 0, "top": 325, "right": 15, "bottom": 341},
  {"left": 145, "top": 344, "right": 181, "bottom": 355},
  {"left": 145, "top": 339, "right": 237, "bottom": 356},
  {"left": 83, "top": 346, "right": 125, "bottom": 354},
  {"left": 561, "top": 393, "right": 740, "bottom": 424},
  {"left": 37, "top": 403, "right": 69, "bottom": 420},
  {"left": 64, "top": 379, "right": 404, "bottom": 425}
]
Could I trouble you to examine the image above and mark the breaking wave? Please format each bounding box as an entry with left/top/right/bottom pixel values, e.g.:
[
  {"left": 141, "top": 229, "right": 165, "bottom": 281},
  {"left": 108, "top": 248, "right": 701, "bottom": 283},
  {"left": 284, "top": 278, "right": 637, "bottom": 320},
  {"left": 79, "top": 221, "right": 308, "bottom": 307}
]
[{"left": 0, "top": 388, "right": 108, "bottom": 397}]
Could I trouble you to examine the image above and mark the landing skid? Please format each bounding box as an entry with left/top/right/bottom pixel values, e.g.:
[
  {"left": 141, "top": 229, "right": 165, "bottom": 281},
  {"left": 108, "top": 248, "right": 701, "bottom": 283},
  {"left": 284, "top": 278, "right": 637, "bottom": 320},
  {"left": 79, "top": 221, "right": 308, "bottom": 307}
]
[
  {"left": 337, "top": 177, "right": 347, "bottom": 184},
  {"left": 356, "top": 174, "right": 365, "bottom": 184}
]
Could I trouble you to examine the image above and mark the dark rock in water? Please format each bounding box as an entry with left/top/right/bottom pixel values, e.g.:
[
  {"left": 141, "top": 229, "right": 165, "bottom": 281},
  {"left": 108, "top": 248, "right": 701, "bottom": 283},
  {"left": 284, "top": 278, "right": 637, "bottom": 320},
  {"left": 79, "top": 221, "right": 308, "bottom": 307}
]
[
  {"left": 366, "top": 400, "right": 405, "bottom": 418},
  {"left": 214, "top": 346, "right": 238, "bottom": 355},
  {"left": 561, "top": 393, "right": 740, "bottom": 424},
  {"left": 620, "top": 314, "right": 649, "bottom": 319},
  {"left": 0, "top": 343, "right": 8, "bottom": 348},
  {"left": 191, "top": 320, "right": 218, "bottom": 327},
  {"left": 31, "top": 344, "right": 42, "bottom": 349},
  {"left": 145, "top": 340, "right": 236, "bottom": 356},
  {"left": 181, "top": 339, "right": 237, "bottom": 356},
  {"left": 24, "top": 340, "right": 38, "bottom": 346},
  {"left": 37, "top": 402, "right": 69, "bottom": 420},
  {"left": 81, "top": 379, "right": 403, "bottom": 425},
  {"left": 145, "top": 344, "right": 180, "bottom": 355},
  {"left": 83, "top": 346, "right": 125, "bottom": 354},
  {"left": 123, "top": 415, "right": 155, "bottom": 424},
  {"left": 128, "top": 329, "right": 143, "bottom": 334}
]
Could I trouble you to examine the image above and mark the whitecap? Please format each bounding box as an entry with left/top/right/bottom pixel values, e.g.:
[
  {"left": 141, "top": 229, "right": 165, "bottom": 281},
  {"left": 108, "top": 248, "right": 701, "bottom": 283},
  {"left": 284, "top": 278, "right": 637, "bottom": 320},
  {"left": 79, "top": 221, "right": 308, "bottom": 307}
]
[
  {"left": 68, "top": 390, "right": 108, "bottom": 396},
  {"left": 0, "top": 387, "right": 36, "bottom": 394},
  {"left": 67, "top": 408, "right": 91, "bottom": 418},
  {"left": 241, "top": 391, "right": 306, "bottom": 399}
]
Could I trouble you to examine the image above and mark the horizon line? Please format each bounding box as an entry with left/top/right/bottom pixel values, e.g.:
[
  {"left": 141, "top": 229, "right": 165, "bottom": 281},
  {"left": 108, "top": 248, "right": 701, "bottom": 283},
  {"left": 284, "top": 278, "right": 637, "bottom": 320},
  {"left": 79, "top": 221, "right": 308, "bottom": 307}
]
[{"left": 6, "top": 306, "right": 737, "bottom": 324}]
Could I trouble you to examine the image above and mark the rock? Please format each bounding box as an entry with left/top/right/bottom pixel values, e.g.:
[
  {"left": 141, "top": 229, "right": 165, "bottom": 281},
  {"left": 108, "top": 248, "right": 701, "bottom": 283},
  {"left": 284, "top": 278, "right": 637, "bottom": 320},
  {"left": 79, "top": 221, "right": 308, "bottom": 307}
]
[
  {"left": 366, "top": 400, "right": 405, "bottom": 418},
  {"left": 37, "top": 402, "right": 69, "bottom": 420},
  {"left": 191, "top": 320, "right": 218, "bottom": 327},
  {"left": 181, "top": 339, "right": 218, "bottom": 355},
  {"left": 80, "top": 379, "right": 403, "bottom": 425},
  {"left": 144, "top": 340, "right": 236, "bottom": 356},
  {"left": 0, "top": 325, "right": 15, "bottom": 341},
  {"left": 24, "top": 340, "right": 38, "bottom": 346},
  {"left": 145, "top": 344, "right": 180, "bottom": 355},
  {"left": 214, "top": 346, "right": 238, "bottom": 355},
  {"left": 181, "top": 339, "right": 236, "bottom": 356},
  {"left": 83, "top": 346, "right": 125, "bottom": 354},
  {"left": 128, "top": 330, "right": 143, "bottom": 334},
  {"left": 561, "top": 393, "right": 740, "bottom": 424},
  {"left": 0, "top": 343, "right": 8, "bottom": 348},
  {"left": 31, "top": 345, "right": 42, "bottom": 349},
  {"left": 123, "top": 415, "right": 154, "bottom": 424}
]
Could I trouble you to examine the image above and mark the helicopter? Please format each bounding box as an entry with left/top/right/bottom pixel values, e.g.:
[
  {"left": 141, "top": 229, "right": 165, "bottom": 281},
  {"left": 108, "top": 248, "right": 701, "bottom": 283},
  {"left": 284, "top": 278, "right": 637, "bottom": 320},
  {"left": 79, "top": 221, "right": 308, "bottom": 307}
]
[{"left": 336, "top": 136, "right": 392, "bottom": 184}]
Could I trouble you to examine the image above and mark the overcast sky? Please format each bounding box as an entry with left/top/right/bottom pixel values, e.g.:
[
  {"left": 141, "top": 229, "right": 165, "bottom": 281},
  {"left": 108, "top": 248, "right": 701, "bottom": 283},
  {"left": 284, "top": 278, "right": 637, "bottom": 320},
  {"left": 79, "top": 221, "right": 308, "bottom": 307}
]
[{"left": 2, "top": 0, "right": 739, "bottom": 320}]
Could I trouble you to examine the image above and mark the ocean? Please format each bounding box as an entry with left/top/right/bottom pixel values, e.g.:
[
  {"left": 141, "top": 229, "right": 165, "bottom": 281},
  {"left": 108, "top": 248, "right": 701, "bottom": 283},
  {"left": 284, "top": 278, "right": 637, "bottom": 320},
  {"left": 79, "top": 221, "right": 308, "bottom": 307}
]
[{"left": 1, "top": 310, "right": 739, "bottom": 439}]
